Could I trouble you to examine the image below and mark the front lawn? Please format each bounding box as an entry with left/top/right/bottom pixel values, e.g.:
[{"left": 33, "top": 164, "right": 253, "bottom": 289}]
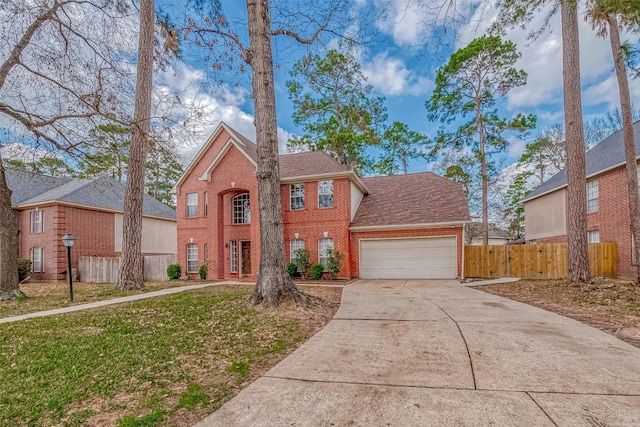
[
  {"left": 0, "top": 285, "right": 341, "bottom": 426},
  {"left": 0, "top": 281, "right": 198, "bottom": 318}
]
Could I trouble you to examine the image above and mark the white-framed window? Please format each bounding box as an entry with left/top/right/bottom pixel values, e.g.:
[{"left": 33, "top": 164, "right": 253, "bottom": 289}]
[
  {"left": 186, "top": 243, "right": 198, "bottom": 273},
  {"left": 32, "top": 210, "right": 43, "bottom": 233},
  {"left": 230, "top": 240, "right": 238, "bottom": 272},
  {"left": 232, "top": 194, "right": 251, "bottom": 224},
  {"left": 588, "top": 230, "right": 600, "bottom": 243},
  {"left": 186, "top": 193, "right": 198, "bottom": 218},
  {"left": 204, "top": 192, "right": 208, "bottom": 217},
  {"left": 318, "top": 180, "right": 334, "bottom": 208},
  {"left": 587, "top": 179, "right": 599, "bottom": 213},
  {"left": 318, "top": 238, "right": 334, "bottom": 270},
  {"left": 290, "top": 183, "right": 305, "bottom": 210},
  {"left": 290, "top": 239, "right": 305, "bottom": 263},
  {"left": 31, "top": 247, "right": 43, "bottom": 272}
]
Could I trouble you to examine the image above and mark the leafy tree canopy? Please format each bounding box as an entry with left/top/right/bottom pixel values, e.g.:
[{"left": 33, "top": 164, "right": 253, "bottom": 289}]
[{"left": 287, "top": 50, "right": 387, "bottom": 173}]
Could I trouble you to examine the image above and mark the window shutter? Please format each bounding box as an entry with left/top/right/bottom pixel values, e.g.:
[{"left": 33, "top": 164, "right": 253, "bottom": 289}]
[
  {"left": 30, "top": 212, "right": 33, "bottom": 233},
  {"left": 41, "top": 211, "right": 44, "bottom": 233},
  {"left": 41, "top": 248, "right": 44, "bottom": 273}
]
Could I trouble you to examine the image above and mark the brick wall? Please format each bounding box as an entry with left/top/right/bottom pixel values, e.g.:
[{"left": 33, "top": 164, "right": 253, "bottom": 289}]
[
  {"left": 588, "top": 167, "right": 634, "bottom": 278},
  {"left": 18, "top": 205, "right": 115, "bottom": 281},
  {"left": 349, "top": 227, "right": 464, "bottom": 278}
]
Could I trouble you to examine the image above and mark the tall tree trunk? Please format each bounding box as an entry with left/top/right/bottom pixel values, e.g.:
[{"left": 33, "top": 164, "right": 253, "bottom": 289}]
[
  {"left": 562, "top": 0, "right": 590, "bottom": 283},
  {"left": 0, "top": 153, "right": 20, "bottom": 300},
  {"left": 116, "top": 0, "right": 154, "bottom": 290},
  {"left": 246, "top": 0, "right": 314, "bottom": 306},
  {"left": 608, "top": 14, "right": 640, "bottom": 283},
  {"left": 479, "top": 119, "right": 488, "bottom": 246}
]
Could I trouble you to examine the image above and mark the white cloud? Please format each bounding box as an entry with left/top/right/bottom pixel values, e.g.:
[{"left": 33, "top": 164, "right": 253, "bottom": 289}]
[
  {"left": 457, "top": 1, "right": 640, "bottom": 114},
  {"left": 362, "top": 52, "right": 434, "bottom": 96}
]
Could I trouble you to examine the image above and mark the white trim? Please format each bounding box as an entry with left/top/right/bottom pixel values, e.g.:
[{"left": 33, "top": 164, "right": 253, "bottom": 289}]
[
  {"left": 350, "top": 221, "right": 469, "bottom": 232},
  {"left": 358, "top": 235, "right": 459, "bottom": 279},
  {"left": 281, "top": 171, "right": 368, "bottom": 194},
  {"left": 230, "top": 240, "right": 238, "bottom": 273}
]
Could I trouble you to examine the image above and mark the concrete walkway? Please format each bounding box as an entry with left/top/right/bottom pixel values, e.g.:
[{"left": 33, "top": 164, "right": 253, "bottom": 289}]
[
  {"left": 0, "top": 281, "right": 248, "bottom": 324},
  {"left": 196, "top": 279, "right": 640, "bottom": 426}
]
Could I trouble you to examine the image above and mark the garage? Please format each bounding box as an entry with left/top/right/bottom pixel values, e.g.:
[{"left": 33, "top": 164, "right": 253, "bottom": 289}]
[{"left": 359, "top": 237, "right": 457, "bottom": 279}]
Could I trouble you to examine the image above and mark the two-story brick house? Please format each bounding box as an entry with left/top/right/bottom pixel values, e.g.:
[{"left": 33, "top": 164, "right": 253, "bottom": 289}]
[
  {"left": 522, "top": 121, "right": 640, "bottom": 278},
  {"left": 173, "top": 123, "right": 471, "bottom": 280},
  {"left": 7, "top": 168, "right": 177, "bottom": 281}
]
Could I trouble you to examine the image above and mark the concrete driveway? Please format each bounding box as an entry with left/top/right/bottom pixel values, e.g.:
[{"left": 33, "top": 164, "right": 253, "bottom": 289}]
[{"left": 195, "top": 279, "right": 640, "bottom": 426}]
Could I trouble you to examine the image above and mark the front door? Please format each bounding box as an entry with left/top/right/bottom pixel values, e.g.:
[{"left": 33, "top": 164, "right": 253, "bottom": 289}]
[{"left": 241, "top": 241, "right": 251, "bottom": 277}]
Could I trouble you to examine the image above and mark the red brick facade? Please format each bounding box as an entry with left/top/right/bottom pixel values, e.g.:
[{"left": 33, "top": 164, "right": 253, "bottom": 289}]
[
  {"left": 535, "top": 166, "right": 637, "bottom": 279},
  {"left": 16, "top": 205, "right": 116, "bottom": 281},
  {"left": 176, "top": 127, "right": 466, "bottom": 280}
]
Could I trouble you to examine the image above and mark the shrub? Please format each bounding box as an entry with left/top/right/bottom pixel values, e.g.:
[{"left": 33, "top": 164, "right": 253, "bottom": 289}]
[
  {"left": 294, "top": 248, "right": 311, "bottom": 278},
  {"left": 167, "top": 264, "right": 182, "bottom": 280},
  {"left": 311, "top": 263, "right": 325, "bottom": 280},
  {"left": 326, "top": 248, "right": 345, "bottom": 280},
  {"left": 17, "top": 258, "right": 31, "bottom": 282},
  {"left": 199, "top": 263, "right": 208, "bottom": 280},
  {"left": 287, "top": 262, "right": 298, "bottom": 278}
]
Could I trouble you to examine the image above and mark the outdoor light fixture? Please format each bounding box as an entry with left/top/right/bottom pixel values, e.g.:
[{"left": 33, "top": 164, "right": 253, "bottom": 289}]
[{"left": 61, "top": 233, "right": 76, "bottom": 302}]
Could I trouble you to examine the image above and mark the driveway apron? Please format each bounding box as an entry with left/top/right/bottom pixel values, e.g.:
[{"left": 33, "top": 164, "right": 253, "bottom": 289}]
[{"left": 195, "top": 279, "right": 640, "bottom": 426}]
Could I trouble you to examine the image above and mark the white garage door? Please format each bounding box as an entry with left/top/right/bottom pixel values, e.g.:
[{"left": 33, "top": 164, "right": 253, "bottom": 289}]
[{"left": 360, "top": 237, "right": 457, "bottom": 279}]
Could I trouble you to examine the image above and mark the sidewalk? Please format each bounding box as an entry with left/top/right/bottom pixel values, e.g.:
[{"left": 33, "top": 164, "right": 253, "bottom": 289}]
[
  {"left": 195, "top": 279, "right": 640, "bottom": 426},
  {"left": 0, "top": 281, "right": 248, "bottom": 324}
]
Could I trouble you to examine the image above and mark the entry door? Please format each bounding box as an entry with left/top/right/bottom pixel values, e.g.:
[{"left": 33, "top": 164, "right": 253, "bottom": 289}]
[{"left": 241, "top": 241, "right": 251, "bottom": 277}]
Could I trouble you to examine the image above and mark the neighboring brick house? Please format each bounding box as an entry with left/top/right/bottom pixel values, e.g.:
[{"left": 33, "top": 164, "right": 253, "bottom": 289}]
[
  {"left": 7, "top": 168, "right": 177, "bottom": 281},
  {"left": 522, "top": 121, "right": 640, "bottom": 279},
  {"left": 173, "top": 122, "right": 471, "bottom": 280}
]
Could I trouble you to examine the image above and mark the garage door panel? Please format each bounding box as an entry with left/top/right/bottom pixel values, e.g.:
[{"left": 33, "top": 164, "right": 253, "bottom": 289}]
[{"left": 360, "top": 237, "right": 456, "bottom": 279}]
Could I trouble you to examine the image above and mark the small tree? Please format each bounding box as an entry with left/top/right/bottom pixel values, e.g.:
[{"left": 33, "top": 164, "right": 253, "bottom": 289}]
[
  {"left": 294, "top": 248, "right": 311, "bottom": 279},
  {"left": 326, "top": 248, "right": 345, "bottom": 280}
]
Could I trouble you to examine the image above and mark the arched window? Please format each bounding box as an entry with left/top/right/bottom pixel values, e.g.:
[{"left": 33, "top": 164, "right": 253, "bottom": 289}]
[
  {"left": 290, "top": 239, "right": 305, "bottom": 263},
  {"left": 233, "top": 194, "right": 251, "bottom": 224}
]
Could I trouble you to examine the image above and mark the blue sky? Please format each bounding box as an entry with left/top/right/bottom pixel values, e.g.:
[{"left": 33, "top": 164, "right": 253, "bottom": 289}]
[{"left": 155, "top": 0, "right": 640, "bottom": 172}]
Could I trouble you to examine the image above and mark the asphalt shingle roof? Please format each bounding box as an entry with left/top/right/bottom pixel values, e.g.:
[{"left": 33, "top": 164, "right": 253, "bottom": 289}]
[
  {"left": 523, "top": 120, "right": 640, "bottom": 202},
  {"left": 5, "top": 168, "right": 71, "bottom": 205},
  {"left": 279, "top": 151, "right": 350, "bottom": 178},
  {"left": 6, "top": 169, "right": 176, "bottom": 219},
  {"left": 350, "top": 172, "right": 471, "bottom": 228}
]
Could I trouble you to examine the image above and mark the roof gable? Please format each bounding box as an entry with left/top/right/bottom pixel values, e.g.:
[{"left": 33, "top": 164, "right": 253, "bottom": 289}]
[
  {"left": 524, "top": 120, "right": 640, "bottom": 202},
  {"left": 350, "top": 172, "right": 470, "bottom": 228},
  {"left": 199, "top": 137, "right": 257, "bottom": 182}
]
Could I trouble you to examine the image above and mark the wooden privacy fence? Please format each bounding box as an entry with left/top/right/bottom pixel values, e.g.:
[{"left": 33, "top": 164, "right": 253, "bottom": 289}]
[
  {"left": 78, "top": 254, "right": 177, "bottom": 283},
  {"left": 464, "top": 243, "right": 617, "bottom": 279}
]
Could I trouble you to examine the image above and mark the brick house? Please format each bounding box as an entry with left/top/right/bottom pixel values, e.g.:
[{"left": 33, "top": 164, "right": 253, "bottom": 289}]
[
  {"left": 522, "top": 121, "right": 640, "bottom": 278},
  {"left": 7, "top": 168, "right": 177, "bottom": 281},
  {"left": 173, "top": 123, "right": 471, "bottom": 280}
]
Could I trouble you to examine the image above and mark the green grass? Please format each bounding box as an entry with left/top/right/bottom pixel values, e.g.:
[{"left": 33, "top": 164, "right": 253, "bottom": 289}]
[
  {"left": 0, "top": 281, "right": 198, "bottom": 318},
  {"left": 0, "top": 285, "right": 307, "bottom": 426}
]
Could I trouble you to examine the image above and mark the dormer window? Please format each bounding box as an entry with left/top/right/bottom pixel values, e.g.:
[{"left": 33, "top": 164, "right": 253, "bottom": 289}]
[
  {"left": 318, "top": 180, "right": 334, "bottom": 208},
  {"left": 233, "top": 194, "right": 251, "bottom": 224},
  {"left": 290, "top": 183, "right": 305, "bottom": 210}
]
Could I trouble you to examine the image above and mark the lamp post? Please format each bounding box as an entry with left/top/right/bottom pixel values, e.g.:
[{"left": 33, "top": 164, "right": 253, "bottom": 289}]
[{"left": 61, "top": 233, "right": 76, "bottom": 302}]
